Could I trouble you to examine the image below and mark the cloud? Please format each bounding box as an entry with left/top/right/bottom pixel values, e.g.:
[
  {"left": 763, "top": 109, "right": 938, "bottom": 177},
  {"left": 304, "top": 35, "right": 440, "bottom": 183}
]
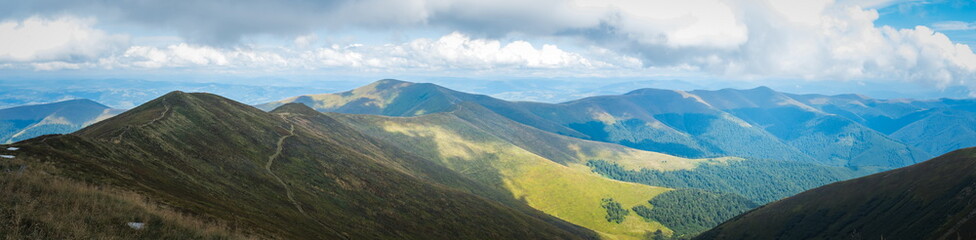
[
  {"left": 1, "top": 0, "right": 975, "bottom": 91},
  {"left": 932, "top": 21, "right": 976, "bottom": 31},
  {"left": 0, "top": 16, "right": 127, "bottom": 64},
  {"left": 82, "top": 32, "right": 617, "bottom": 75}
]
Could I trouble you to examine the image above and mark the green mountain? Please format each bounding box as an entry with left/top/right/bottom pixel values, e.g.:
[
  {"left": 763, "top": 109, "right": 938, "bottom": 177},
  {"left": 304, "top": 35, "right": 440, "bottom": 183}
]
[
  {"left": 690, "top": 87, "right": 930, "bottom": 168},
  {"left": 261, "top": 80, "right": 929, "bottom": 169},
  {"left": 326, "top": 102, "right": 868, "bottom": 238},
  {"left": 327, "top": 103, "right": 687, "bottom": 239},
  {"left": 789, "top": 94, "right": 976, "bottom": 156},
  {"left": 697, "top": 147, "right": 976, "bottom": 240},
  {"left": 0, "top": 99, "right": 122, "bottom": 143},
  {"left": 1, "top": 91, "right": 595, "bottom": 239}
]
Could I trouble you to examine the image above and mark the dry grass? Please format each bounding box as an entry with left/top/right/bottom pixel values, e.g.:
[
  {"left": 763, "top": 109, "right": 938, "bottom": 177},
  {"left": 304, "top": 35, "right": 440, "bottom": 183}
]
[{"left": 0, "top": 164, "right": 261, "bottom": 240}]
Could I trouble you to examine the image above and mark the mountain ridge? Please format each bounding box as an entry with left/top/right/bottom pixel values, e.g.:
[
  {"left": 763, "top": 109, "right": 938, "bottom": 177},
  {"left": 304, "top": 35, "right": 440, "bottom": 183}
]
[
  {"left": 263, "top": 79, "right": 946, "bottom": 169},
  {"left": 7, "top": 90, "right": 598, "bottom": 239}
]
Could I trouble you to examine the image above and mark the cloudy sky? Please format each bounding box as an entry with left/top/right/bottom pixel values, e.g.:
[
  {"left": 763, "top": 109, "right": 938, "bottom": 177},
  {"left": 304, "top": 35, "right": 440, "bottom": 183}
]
[{"left": 1, "top": 0, "right": 975, "bottom": 96}]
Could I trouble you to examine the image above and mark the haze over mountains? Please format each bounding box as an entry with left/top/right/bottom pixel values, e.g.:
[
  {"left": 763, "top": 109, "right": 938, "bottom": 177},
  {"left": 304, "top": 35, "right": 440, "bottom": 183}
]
[
  {"left": 3, "top": 79, "right": 976, "bottom": 239},
  {"left": 0, "top": 99, "right": 122, "bottom": 143}
]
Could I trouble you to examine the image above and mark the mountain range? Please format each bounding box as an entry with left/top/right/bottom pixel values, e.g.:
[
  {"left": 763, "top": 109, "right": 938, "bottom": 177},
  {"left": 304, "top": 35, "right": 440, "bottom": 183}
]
[
  {"left": 3, "top": 79, "right": 975, "bottom": 239},
  {"left": 260, "top": 79, "right": 976, "bottom": 170},
  {"left": 0, "top": 99, "right": 122, "bottom": 144}
]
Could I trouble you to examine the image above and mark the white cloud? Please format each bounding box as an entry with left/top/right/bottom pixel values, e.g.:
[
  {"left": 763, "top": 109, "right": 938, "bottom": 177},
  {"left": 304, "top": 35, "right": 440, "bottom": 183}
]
[
  {"left": 70, "top": 32, "right": 614, "bottom": 75},
  {"left": 397, "top": 32, "right": 598, "bottom": 69},
  {"left": 117, "top": 44, "right": 287, "bottom": 70},
  {"left": 1, "top": 0, "right": 975, "bottom": 93},
  {"left": 0, "top": 16, "right": 127, "bottom": 63},
  {"left": 932, "top": 21, "right": 976, "bottom": 31}
]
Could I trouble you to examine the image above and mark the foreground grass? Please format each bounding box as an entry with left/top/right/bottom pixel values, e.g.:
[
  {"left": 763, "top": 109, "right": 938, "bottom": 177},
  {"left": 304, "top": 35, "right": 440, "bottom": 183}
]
[{"left": 0, "top": 162, "right": 256, "bottom": 239}]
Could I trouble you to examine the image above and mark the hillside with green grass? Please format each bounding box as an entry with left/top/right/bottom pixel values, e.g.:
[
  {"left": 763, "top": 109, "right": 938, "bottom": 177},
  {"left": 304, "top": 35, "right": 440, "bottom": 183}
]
[
  {"left": 0, "top": 99, "right": 122, "bottom": 143},
  {"left": 326, "top": 102, "right": 881, "bottom": 239},
  {"left": 328, "top": 105, "right": 680, "bottom": 239},
  {"left": 2, "top": 91, "right": 596, "bottom": 239},
  {"left": 697, "top": 147, "right": 976, "bottom": 240}
]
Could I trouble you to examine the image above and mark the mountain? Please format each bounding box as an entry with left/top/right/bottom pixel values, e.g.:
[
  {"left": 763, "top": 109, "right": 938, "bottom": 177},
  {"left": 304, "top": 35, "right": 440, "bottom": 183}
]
[
  {"left": 0, "top": 99, "right": 122, "bottom": 144},
  {"left": 690, "top": 87, "right": 930, "bottom": 168},
  {"left": 790, "top": 94, "right": 976, "bottom": 156},
  {"left": 327, "top": 102, "right": 867, "bottom": 237},
  {"left": 2, "top": 91, "right": 595, "bottom": 239},
  {"left": 0, "top": 78, "right": 348, "bottom": 109},
  {"left": 697, "top": 147, "right": 976, "bottom": 240},
  {"left": 261, "top": 80, "right": 931, "bottom": 169},
  {"left": 327, "top": 102, "right": 686, "bottom": 239}
]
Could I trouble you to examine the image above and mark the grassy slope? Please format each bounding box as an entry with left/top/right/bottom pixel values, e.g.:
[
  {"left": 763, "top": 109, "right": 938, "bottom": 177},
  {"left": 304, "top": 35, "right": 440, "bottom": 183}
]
[
  {"left": 5, "top": 92, "right": 595, "bottom": 239},
  {"left": 0, "top": 165, "right": 254, "bottom": 239},
  {"left": 697, "top": 147, "right": 976, "bottom": 240},
  {"left": 329, "top": 104, "right": 742, "bottom": 239}
]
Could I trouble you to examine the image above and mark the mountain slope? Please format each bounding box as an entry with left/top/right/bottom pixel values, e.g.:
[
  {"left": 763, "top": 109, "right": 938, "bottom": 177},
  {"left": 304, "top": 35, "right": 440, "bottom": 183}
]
[
  {"left": 326, "top": 103, "right": 869, "bottom": 238},
  {"left": 691, "top": 87, "right": 929, "bottom": 168},
  {"left": 4, "top": 91, "right": 595, "bottom": 239},
  {"left": 0, "top": 99, "right": 121, "bottom": 143},
  {"left": 697, "top": 147, "right": 976, "bottom": 240},
  {"left": 790, "top": 94, "right": 976, "bottom": 155},
  {"left": 328, "top": 104, "right": 681, "bottom": 239},
  {"left": 889, "top": 108, "right": 976, "bottom": 156}
]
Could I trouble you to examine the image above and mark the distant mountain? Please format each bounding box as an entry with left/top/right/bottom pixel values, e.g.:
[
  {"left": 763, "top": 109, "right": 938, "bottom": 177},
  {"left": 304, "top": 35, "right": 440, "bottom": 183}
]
[
  {"left": 697, "top": 147, "right": 976, "bottom": 240},
  {"left": 0, "top": 99, "right": 122, "bottom": 143},
  {"left": 690, "top": 87, "right": 930, "bottom": 168},
  {"left": 790, "top": 94, "right": 976, "bottom": 156},
  {"left": 0, "top": 78, "right": 347, "bottom": 109},
  {"left": 2, "top": 91, "right": 595, "bottom": 239},
  {"left": 261, "top": 80, "right": 936, "bottom": 169}
]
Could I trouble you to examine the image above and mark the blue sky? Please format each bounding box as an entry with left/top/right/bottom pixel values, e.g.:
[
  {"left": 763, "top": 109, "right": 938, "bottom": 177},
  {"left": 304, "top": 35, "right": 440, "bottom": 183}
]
[
  {"left": 0, "top": 0, "right": 974, "bottom": 97},
  {"left": 877, "top": 0, "right": 976, "bottom": 45}
]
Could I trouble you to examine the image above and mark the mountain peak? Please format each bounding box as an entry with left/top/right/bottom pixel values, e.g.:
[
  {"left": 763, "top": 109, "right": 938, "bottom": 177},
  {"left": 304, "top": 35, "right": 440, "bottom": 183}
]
[
  {"left": 623, "top": 87, "right": 683, "bottom": 96},
  {"left": 749, "top": 86, "right": 775, "bottom": 92},
  {"left": 368, "top": 79, "right": 415, "bottom": 91},
  {"left": 59, "top": 98, "right": 108, "bottom": 107},
  {"left": 74, "top": 91, "right": 258, "bottom": 140},
  {"left": 270, "top": 102, "right": 321, "bottom": 116}
]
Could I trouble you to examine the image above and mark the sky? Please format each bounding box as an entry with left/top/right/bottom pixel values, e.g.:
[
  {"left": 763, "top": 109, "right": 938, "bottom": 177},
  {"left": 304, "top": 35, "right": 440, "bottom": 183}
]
[{"left": 0, "top": 0, "right": 975, "bottom": 97}]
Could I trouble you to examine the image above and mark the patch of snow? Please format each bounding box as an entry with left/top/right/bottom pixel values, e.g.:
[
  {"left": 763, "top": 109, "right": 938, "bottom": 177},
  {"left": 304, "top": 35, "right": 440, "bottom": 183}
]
[
  {"left": 6, "top": 147, "right": 18, "bottom": 151},
  {"left": 126, "top": 222, "right": 145, "bottom": 230},
  {"left": 0, "top": 155, "right": 14, "bottom": 159}
]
